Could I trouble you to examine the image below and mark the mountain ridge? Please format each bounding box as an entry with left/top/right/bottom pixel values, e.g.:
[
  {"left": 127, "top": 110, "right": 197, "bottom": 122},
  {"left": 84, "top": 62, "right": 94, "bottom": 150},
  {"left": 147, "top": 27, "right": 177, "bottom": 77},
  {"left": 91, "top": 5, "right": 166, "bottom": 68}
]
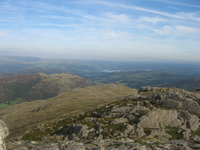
[
  {"left": 0, "top": 73, "right": 91, "bottom": 108},
  {"left": 5, "top": 86, "right": 200, "bottom": 150},
  {"left": 0, "top": 84, "right": 136, "bottom": 138}
]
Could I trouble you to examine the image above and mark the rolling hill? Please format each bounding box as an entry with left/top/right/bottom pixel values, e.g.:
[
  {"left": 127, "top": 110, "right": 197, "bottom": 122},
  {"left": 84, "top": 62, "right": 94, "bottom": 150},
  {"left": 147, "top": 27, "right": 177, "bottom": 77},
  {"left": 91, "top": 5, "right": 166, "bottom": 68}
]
[
  {"left": 0, "top": 84, "right": 136, "bottom": 138},
  {"left": 0, "top": 73, "right": 91, "bottom": 108}
]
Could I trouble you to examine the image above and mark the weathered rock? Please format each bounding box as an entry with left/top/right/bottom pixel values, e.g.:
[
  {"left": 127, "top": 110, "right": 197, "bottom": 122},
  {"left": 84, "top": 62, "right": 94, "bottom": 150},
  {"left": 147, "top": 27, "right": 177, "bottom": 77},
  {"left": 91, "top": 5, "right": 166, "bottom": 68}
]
[
  {"left": 162, "top": 99, "right": 182, "bottom": 109},
  {"left": 29, "top": 143, "right": 60, "bottom": 150},
  {"left": 111, "top": 106, "right": 132, "bottom": 114},
  {"left": 139, "top": 86, "right": 165, "bottom": 93},
  {"left": 179, "top": 110, "right": 200, "bottom": 131},
  {"left": 14, "top": 147, "right": 28, "bottom": 150},
  {"left": 192, "top": 135, "right": 200, "bottom": 143},
  {"left": 60, "top": 141, "right": 85, "bottom": 150},
  {"left": 135, "top": 126, "right": 145, "bottom": 138},
  {"left": 146, "top": 129, "right": 172, "bottom": 142},
  {"left": 124, "top": 124, "right": 135, "bottom": 136},
  {"left": 139, "top": 86, "right": 152, "bottom": 92},
  {"left": 139, "top": 108, "right": 181, "bottom": 129},
  {"left": 182, "top": 98, "right": 200, "bottom": 114},
  {"left": 60, "top": 124, "right": 90, "bottom": 140},
  {"left": 112, "top": 118, "right": 128, "bottom": 124},
  {"left": 169, "top": 140, "right": 193, "bottom": 150},
  {"left": 0, "top": 120, "right": 9, "bottom": 150},
  {"left": 123, "top": 94, "right": 140, "bottom": 100},
  {"left": 86, "top": 146, "right": 100, "bottom": 150},
  {"left": 189, "top": 143, "right": 200, "bottom": 149},
  {"left": 182, "top": 130, "right": 191, "bottom": 141},
  {"left": 102, "top": 140, "right": 151, "bottom": 150}
]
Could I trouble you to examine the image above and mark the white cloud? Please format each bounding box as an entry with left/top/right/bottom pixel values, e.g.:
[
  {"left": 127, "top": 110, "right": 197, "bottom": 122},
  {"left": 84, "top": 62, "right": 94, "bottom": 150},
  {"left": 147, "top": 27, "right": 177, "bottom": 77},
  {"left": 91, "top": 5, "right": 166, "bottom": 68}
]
[
  {"left": 155, "top": 25, "right": 173, "bottom": 35},
  {"left": 155, "top": 25, "right": 197, "bottom": 35},
  {"left": 175, "top": 25, "right": 197, "bottom": 32},
  {"left": 140, "top": 16, "right": 165, "bottom": 24},
  {"left": 105, "top": 13, "right": 130, "bottom": 23},
  {"left": 91, "top": 0, "right": 200, "bottom": 21},
  {"left": 176, "top": 12, "right": 200, "bottom": 22},
  {"left": 102, "top": 31, "right": 130, "bottom": 39},
  {"left": 153, "top": 0, "right": 200, "bottom": 8}
]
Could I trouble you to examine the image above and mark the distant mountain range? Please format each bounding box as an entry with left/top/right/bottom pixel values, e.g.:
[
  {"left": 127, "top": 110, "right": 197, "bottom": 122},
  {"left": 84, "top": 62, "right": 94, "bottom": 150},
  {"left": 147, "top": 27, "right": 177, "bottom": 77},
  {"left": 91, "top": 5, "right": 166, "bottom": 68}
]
[{"left": 1, "top": 55, "right": 200, "bottom": 109}]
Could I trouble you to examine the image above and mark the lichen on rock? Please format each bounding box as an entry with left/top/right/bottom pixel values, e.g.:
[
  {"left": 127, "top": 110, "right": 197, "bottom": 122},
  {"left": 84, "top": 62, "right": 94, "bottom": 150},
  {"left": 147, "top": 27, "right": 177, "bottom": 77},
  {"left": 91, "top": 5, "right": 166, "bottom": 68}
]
[{"left": 0, "top": 120, "right": 9, "bottom": 150}]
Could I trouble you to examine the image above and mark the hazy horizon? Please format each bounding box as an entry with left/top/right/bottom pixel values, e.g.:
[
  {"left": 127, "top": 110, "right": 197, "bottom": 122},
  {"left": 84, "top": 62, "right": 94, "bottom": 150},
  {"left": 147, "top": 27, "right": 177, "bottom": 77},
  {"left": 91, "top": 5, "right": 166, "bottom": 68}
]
[{"left": 0, "top": 0, "right": 200, "bottom": 62}]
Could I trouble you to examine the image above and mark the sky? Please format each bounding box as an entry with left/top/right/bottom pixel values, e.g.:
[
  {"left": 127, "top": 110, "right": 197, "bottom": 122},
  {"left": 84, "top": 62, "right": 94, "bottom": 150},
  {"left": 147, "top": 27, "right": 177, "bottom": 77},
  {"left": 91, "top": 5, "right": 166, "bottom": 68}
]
[{"left": 0, "top": 0, "right": 200, "bottom": 62}]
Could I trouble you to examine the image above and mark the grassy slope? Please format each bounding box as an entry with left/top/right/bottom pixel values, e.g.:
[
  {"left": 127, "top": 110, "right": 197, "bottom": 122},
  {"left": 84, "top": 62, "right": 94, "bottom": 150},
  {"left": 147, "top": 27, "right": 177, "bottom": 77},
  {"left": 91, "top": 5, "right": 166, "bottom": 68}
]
[{"left": 0, "top": 84, "right": 136, "bottom": 138}]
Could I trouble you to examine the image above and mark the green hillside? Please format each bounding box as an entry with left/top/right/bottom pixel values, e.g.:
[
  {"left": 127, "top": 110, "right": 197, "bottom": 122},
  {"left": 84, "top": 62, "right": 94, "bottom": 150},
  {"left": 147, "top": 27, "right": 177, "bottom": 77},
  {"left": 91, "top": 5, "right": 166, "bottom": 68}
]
[
  {"left": 0, "top": 73, "right": 91, "bottom": 108},
  {"left": 0, "top": 84, "right": 136, "bottom": 138}
]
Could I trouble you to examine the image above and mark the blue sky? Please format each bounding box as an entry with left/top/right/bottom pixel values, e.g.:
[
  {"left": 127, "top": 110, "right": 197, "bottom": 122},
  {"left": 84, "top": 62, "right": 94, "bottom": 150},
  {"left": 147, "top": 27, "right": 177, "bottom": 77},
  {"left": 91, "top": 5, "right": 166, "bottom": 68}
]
[{"left": 0, "top": 0, "right": 200, "bottom": 61}]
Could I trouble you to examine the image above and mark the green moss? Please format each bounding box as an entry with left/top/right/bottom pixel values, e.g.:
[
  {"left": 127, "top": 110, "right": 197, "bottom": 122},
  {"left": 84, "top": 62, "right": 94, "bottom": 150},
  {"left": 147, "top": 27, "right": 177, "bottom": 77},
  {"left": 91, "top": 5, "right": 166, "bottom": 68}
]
[
  {"left": 102, "top": 123, "right": 127, "bottom": 138},
  {"left": 112, "top": 123, "right": 126, "bottom": 132},
  {"left": 132, "top": 138, "right": 153, "bottom": 147},
  {"left": 166, "top": 127, "right": 183, "bottom": 140},
  {"left": 191, "top": 127, "right": 200, "bottom": 136},
  {"left": 22, "top": 130, "right": 44, "bottom": 141},
  {"left": 144, "top": 128, "right": 152, "bottom": 135}
]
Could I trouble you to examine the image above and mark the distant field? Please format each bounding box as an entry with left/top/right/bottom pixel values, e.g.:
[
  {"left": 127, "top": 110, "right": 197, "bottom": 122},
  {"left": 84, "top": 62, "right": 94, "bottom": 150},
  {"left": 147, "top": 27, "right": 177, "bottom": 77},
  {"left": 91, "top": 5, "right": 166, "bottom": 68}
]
[{"left": 81, "top": 71, "right": 200, "bottom": 90}]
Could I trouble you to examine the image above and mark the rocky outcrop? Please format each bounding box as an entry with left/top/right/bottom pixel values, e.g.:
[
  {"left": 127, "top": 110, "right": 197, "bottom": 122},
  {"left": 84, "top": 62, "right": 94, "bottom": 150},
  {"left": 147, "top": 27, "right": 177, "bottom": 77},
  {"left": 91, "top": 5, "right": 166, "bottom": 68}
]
[
  {"left": 128, "top": 86, "right": 200, "bottom": 114},
  {"left": 58, "top": 124, "right": 91, "bottom": 140},
  {"left": 6, "top": 87, "right": 200, "bottom": 150},
  {"left": 0, "top": 120, "right": 9, "bottom": 150},
  {"left": 139, "top": 109, "right": 181, "bottom": 129}
]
